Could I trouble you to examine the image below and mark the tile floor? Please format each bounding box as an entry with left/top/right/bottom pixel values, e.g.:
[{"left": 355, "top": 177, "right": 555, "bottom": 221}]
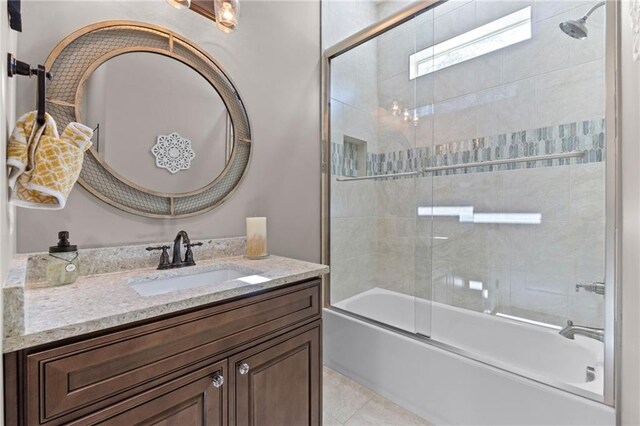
[{"left": 323, "top": 366, "right": 433, "bottom": 426}]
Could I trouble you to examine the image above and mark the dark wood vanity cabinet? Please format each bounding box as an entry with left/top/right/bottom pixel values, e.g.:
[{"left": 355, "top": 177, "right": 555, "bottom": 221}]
[
  {"left": 230, "top": 327, "right": 320, "bottom": 426},
  {"left": 4, "top": 279, "right": 322, "bottom": 426}
]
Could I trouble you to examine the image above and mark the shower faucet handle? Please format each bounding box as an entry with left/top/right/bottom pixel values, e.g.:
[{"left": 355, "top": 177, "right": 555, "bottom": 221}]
[{"left": 575, "top": 281, "right": 605, "bottom": 295}]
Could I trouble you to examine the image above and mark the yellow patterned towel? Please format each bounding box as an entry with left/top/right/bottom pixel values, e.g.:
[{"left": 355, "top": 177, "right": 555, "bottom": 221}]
[
  {"left": 7, "top": 111, "right": 57, "bottom": 188},
  {"left": 7, "top": 111, "right": 93, "bottom": 209}
]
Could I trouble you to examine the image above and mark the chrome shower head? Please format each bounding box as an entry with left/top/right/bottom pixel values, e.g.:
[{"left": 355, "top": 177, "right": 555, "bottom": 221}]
[
  {"left": 558, "top": 1, "right": 605, "bottom": 40},
  {"left": 559, "top": 18, "right": 588, "bottom": 40}
]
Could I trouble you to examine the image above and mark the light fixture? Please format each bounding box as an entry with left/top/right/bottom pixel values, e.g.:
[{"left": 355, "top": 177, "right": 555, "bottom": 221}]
[
  {"left": 214, "top": 0, "right": 239, "bottom": 33},
  {"left": 392, "top": 101, "right": 400, "bottom": 116},
  {"left": 402, "top": 108, "right": 410, "bottom": 121},
  {"left": 166, "top": 0, "right": 191, "bottom": 10}
]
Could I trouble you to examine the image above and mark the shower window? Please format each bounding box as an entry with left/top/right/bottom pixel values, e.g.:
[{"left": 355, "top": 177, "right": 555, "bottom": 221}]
[
  {"left": 409, "top": 6, "right": 532, "bottom": 79},
  {"left": 326, "top": 0, "right": 611, "bottom": 405}
]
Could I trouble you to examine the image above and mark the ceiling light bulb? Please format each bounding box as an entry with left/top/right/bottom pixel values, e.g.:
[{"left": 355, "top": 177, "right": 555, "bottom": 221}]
[
  {"left": 166, "top": 0, "right": 191, "bottom": 9},
  {"left": 215, "top": 0, "right": 239, "bottom": 33}
]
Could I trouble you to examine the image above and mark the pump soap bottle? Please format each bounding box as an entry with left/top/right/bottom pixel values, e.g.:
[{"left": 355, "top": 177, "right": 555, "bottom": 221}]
[{"left": 47, "top": 231, "right": 80, "bottom": 286}]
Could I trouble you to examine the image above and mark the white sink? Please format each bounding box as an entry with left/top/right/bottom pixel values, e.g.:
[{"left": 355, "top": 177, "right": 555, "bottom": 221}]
[{"left": 130, "top": 268, "right": 269, "bottom": 297}]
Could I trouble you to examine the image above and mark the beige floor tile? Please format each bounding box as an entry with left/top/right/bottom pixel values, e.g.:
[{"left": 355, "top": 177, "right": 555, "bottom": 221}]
[
  {"left": 343, "top": 395, "right": 432, "bottom": 426},
  {"left": 324, "top": 410, "right": 344, "bottom": 426},
  {"left": 323, "top": 367, "right": 375, "bottom": 423}
]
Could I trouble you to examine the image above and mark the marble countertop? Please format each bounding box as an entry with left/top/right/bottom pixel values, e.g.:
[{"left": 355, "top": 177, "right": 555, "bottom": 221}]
[{"left": 4, "top": 254, "right": 328, "bottom": 353}]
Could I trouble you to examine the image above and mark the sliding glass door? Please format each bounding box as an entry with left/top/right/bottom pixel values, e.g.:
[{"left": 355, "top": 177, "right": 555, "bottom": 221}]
[{"left": 420, "top": 0, "right": 607, "bottom": 399}]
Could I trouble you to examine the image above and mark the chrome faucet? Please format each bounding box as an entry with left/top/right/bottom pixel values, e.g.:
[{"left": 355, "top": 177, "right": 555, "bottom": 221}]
[
  {"left": 575, "top": 281, "right": 605, "bottom": 295},
  {"left": 146, "top": 230, "right": 203, "bottom": 270},
  {"left": 559, "top": 320, "right": 605, "bottom": 342}
]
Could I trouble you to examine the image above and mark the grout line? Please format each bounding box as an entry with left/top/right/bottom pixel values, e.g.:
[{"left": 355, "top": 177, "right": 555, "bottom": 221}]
[
  {"left": 325, "top": 367, "right": 375, "bottom": 423},
  {"left": 341, "top": 394, "right": 374, "bottom": 425},
  {"left": 325, "top": 366, "right": 433, "bottom": 425}
]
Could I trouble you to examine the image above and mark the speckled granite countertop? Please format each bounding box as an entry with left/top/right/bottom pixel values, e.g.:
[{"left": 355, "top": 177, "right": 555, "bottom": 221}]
[{"left": 3, "top": 238, "right": 328, "bottom": 353}]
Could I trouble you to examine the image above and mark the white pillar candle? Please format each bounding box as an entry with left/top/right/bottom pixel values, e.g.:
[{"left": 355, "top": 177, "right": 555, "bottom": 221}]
[{"left": 246, "top": 217, "right": 268, "bottom": 258}]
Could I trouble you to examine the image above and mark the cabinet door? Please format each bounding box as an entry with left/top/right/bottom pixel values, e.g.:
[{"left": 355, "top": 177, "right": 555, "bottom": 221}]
[
  {"left": 230, "top": 323, "right": 321, "bottom": 426},
  {"left": 71, "top": 360, "right": 227, "bottom": 426}
]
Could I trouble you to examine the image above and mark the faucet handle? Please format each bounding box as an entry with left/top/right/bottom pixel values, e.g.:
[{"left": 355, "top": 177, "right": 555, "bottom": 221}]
[
  {"left": 183, "top": 242, "right": 202, "bottom": 265},
  {"left": 146, "top": 245, "right": 171, "bottom": 252},
  {"left": 146, "top": 245, "right": 171, "bottom": 269},
  {"left": 184, "top": 242, "right": 203, "bottom": 248}
]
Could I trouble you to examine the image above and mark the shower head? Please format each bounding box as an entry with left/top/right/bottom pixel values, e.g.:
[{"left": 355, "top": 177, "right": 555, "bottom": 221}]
[
  {"left": 559, "top": 18, "right": 589, "bottom": 40},
  {"left": 558, "top": 1, "right": 605, "bottom": 40}
]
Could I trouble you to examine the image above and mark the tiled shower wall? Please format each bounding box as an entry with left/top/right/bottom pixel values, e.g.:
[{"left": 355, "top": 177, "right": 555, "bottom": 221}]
[
  {"left": 331, "top": 126, "right": 606, "bottom": 327},
  {"left": 423, "top": 160, "right": 605, "bottom": 328},
  {"left": 375, "top": 0, "right": 605, "bottom": 154},
  {"left": 327, "top": 0, "right": 606, "bottom": 327},
  {"left": 332, "top": 118, "right": 605, "bottom": 177},
  {"left": 324, "top": 0, "right": 380, "bottom": 307}
]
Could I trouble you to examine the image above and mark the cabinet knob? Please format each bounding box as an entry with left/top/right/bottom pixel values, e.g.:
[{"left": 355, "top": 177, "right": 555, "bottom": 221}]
[
  {"left": 212, "top": 374, "right": 224, "bottom": 388},
  {"left": 238, "top": 362, "right": 250, "bottom": 375}
]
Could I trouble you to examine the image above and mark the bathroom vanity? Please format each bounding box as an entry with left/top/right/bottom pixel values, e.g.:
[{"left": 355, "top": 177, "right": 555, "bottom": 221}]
[{"left": 2, "top": 238, "right": 328, "bottom": 425}]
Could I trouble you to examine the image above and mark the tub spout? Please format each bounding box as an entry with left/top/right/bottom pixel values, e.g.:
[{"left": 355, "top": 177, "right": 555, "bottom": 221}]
[{"left": 559, "top": 320, "right": 605, "bottom": 342}]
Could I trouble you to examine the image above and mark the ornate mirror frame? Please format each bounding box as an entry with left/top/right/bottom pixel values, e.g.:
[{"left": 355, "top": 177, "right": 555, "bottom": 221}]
[{"left": 44, "top": 21, "right": 252, "bottom": 218}]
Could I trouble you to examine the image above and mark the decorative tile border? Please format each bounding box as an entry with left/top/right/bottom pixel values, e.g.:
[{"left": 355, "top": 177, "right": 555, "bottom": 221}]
[
  {"left": 332, "top": 118, "right": 605, "bottom": 177},
  {"left": 343, "top": 139, "right": 360, "bottom": 177}
]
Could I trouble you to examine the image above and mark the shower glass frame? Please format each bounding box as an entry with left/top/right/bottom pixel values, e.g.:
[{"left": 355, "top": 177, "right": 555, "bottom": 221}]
[{"left": 321, "top": 0, "right": 620, "bottom": 407}]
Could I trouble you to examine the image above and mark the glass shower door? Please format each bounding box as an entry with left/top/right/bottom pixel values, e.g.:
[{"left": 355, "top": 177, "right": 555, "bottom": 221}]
[
  {"left": 411, "top": 7, "right": 436, "bottom": 338},
  {"left": 417, "top": 0, "right": 607, "bottom": 398},
  {"left": 328, "top": 11, "right": 425, "bottom": 335}
]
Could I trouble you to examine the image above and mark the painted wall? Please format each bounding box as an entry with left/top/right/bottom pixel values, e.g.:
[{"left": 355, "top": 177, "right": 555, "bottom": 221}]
[
  {"left": 1, "top": 0, "right": 18, "bottom": 419},
  {"left": 14, "top": 0, "right": 321, "bottom": 263},
  {"left": 1, "top": 1, "right": 16, "bottom": 280}
]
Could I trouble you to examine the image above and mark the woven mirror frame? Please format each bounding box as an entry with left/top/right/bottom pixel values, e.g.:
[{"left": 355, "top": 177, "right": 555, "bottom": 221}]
[{"left": 44, "top": 21, "right": 252, "bottom": 218}]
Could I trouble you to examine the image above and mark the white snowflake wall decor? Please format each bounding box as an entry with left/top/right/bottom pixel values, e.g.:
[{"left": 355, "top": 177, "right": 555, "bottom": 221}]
[{"left": 151, "top": 132, "right": 196, "bottom": 174}]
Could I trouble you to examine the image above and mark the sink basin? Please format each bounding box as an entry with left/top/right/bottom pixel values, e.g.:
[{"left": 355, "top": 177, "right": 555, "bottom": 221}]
[{"left": 130, "top": 268, "right": 269, "bottom": 297}]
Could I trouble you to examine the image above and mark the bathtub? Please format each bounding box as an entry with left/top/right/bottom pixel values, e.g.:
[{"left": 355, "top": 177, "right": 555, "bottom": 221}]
[{"left": 324, "top": 288, "right": 615, "bottom": 425}]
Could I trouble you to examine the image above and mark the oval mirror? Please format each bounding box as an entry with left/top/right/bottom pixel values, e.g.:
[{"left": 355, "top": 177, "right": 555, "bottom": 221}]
[
  {"left": 44, "top": 21, "right": 252, "bottom": 218},
  {"left": 81, "top": 52, "right": 232, "bottom": 194}
]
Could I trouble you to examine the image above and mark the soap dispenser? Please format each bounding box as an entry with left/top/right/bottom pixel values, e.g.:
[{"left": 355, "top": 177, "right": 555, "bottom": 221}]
[{"left": 47, "top": 231, "right": 80, "bottom": 286}]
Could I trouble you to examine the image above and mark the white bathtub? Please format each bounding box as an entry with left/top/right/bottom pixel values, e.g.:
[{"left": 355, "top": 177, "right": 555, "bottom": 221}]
[{"left": 325, "top": 288, "right": 615, "bottom": 426}]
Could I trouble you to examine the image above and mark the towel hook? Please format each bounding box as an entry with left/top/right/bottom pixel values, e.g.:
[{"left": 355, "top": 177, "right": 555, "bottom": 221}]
[{"left": 7, "top": 53, "right": 53, "bottom": 126}]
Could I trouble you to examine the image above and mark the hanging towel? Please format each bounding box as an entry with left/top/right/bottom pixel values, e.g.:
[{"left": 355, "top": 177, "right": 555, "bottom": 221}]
[
  {"left": 6, "top": 111, "right": 93, "bottom": 209},
  {"left": 7, "top": 111, "right": 58, "bottom": 189}
]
